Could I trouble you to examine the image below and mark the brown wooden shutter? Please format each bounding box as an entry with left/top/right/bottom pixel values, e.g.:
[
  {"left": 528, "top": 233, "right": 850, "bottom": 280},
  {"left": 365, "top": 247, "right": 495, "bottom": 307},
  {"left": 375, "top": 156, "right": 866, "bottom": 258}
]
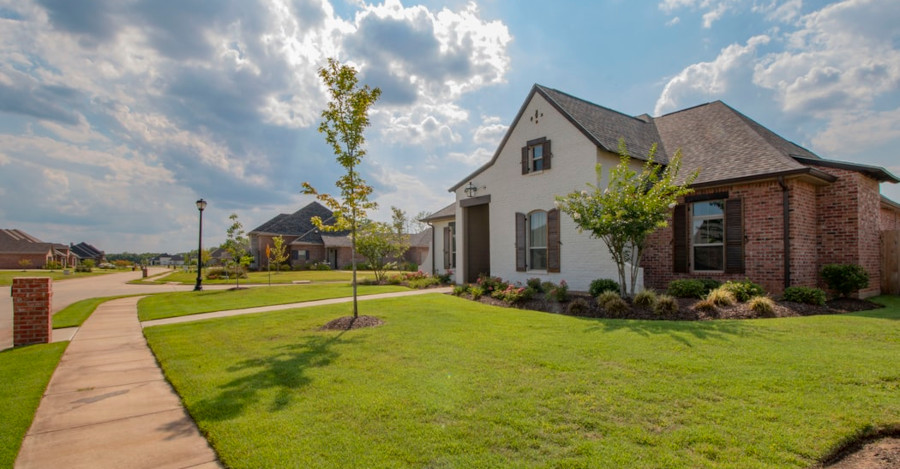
[
  {"left": 673, "top": 204, "right": 688, "bottom": 273},
  {"left": 547, "top": 208, "right": 560, "bottom": 273},
  {"left": 725, "top": 198, "right": 744, "bottom": 274},
  {"left": 442, "top": 226, "right": 451, "bottom": 269},
  {"left": 542, "top": 140, "right": 551, "bottom": 170},
  {"left": 521, "top": 146, "right": 529, "bottom": 174},
  {"left": 516, "top": 212, "right": 527, "bottom": 271}
]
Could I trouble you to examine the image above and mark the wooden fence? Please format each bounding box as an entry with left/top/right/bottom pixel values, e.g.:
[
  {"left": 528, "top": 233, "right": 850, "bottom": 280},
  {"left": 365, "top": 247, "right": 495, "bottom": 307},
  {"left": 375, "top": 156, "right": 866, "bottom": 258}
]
[{"left": 882, "top": 230, "right": 900, "bottom": 295}]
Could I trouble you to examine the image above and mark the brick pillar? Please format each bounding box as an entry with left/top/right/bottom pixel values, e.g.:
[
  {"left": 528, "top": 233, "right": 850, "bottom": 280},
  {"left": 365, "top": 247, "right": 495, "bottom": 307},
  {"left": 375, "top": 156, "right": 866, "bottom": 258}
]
[{"left": 12, "top": 277, "right": 53, "bottom": 346}]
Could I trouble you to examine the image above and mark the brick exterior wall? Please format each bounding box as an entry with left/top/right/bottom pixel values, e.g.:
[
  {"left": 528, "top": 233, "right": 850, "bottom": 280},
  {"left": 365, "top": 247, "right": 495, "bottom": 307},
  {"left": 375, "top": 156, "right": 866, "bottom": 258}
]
[
  {"left": 11, "top": 277, "right": 53, "bottom": 346},
  {"left": 882, "top": 204, "right": 900, "bottom": 231},
  {"left": 644, "top": 168, "right": 885, "bottom": 297},
  {"left": 0, "top": 253, "right": 50, "bottom": 270}
]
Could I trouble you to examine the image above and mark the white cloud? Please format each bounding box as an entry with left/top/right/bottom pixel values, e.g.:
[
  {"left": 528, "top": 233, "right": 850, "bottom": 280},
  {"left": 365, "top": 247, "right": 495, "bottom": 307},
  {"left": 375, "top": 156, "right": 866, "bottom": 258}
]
[
  {"left": 447, "top": 147, "right": 493, "bottom": 167},
  {"left": 655, "top": 35, "right": 770, "bottom": 114},
  {"left": 369, "top": 164, "right": 453, "bottom": 222},
  {"left": 811, "top": 107, "right": 900, "bottom": 155},
  {"left": 658, "top": 0, "right": 741, "bottom": 28},
  {"left": 472, "top": 116, "right": 507, "bottom": 145}
]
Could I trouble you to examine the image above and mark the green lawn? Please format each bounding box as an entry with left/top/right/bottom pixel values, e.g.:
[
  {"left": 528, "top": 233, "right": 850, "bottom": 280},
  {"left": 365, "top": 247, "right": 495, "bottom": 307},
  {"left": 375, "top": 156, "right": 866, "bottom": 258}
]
[
  {"left": 0, "top": 270, "right": 112, "bottom": 286},
  {"left": 144, "top": 270, "right": 378, "bottom": 285},
  {"left": 137, "top": 284, "right": 410, "bottom": 321},
  {"left": 0, "top": 343, "right": 68, "bottom": 468},
  {"left": 144, "top": 295, "right": 900, "bottom": 468},
  {"left": 53, "top": 295, "right": 136, "bottom": 328}
]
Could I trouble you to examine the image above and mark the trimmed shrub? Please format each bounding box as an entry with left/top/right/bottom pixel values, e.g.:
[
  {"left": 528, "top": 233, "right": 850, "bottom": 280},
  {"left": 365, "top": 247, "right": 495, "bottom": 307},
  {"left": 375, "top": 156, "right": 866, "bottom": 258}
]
[
  {"left": 653, "top": 294, "right": 679, "bottom": 316},
  {"left": 44, "top": 261, "right": 63, "bottom": 270},
  {"left": 596, "top": 291, "right": 622, "bottom": 309},
  {"left": 697, "top": 278, "right": 722, "bottom": 293},
  {"left": 436, "top": 270, "right": 453, "bottom": 284},
  {"left": 667, "top": 279, "right": 706, "bottom": 298},
  {"left": 75, "top": 263, "right": 92, "bottom": 273},
  {"left": 820, "top": 263, "right": 869, "bottom": 297},
  {"left": 452, "top": 284, "right": 468, "bottom": 296},
  {"left": 566, "top": 298, "right": 590, "bottom": 316},
  {"left": 386, "top": 274, "right": 404, "bottom": 285},
  {"left": 603, "top": 296, "right": 630, "bottom": 318},
  {"left": 781, "top": 286, "right": 826, "bottom": 305},
  {"left": 707, "top": 287, "right": 736, "bottom": 306},
  {"left": 749, "top": 296, "right": 776, "bottom": 316},
  {"left": 589, "top": 278, "right": 620, "bottom": 297},
  {"left": 408, "top": 277, "right": 440, "bottom": 289},
  {"left": 312, "top": 262, "right": 332, "bottom": 271},
  {"left": 493, "top": 285, "right": 534, "bottom": 304},
  {"left": 692, "top": 299, "right": 717, "bottom": 313},
  {"left": 721, "top": 280, "right": 765, "bottom": 302},
  {"left": 477, "top": 275, "right": 508, "bottom": 295},
  {"left": 633, "top": 289, "right": 657, "bottom": 307},
  {"left": 468, "top": 285, "right": 485, "bottom": 300},
  {"left": 527, "top": 278, "right": 544, "bottom": 292}
]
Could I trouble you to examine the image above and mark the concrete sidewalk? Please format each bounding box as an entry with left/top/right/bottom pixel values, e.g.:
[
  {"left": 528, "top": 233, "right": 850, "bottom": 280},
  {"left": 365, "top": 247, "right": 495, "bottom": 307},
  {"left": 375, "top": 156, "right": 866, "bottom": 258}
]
[
  {"left": 15, "top": 297, "right": 221, "bottom": 469},
  {"left": 141, "top": 286, "right": 454, "bottom": 327}
]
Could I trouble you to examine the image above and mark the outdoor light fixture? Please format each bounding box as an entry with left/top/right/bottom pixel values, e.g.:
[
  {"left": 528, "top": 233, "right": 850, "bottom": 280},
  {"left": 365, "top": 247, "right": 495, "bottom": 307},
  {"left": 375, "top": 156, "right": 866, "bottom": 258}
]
[
  {"left": 194, "top": 198, "right": 207, "bottom": 291},
  {"left": 464, "top": 181, "right": 478, "bottom": 198}
]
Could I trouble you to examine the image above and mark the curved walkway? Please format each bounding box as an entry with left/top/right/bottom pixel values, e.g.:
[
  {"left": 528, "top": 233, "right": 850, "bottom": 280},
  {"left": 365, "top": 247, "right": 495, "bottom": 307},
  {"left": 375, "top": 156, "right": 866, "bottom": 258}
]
[{"left": 16, "top": 287, "right": 451, "bottom": 468}]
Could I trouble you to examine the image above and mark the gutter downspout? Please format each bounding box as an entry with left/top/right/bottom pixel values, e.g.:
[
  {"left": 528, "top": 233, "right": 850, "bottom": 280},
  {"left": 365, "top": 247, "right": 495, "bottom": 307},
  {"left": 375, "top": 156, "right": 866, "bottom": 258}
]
[{"left": 777, "top": 176, "right": 791, "bottom": 289}]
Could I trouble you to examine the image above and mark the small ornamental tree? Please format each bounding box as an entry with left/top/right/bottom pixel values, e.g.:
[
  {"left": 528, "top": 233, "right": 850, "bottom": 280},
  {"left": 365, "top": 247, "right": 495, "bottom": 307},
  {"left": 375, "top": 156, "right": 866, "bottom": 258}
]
[
  {"left": 356, "top": 221, "right": 409, "bottom": 282},
  {"left": 224, "top": 213, "right": 252, "bottom": 289},
  {"left": 556, "top": 140, "right": 697, "bottom": 297},
  {"left": 302, "top": 58, "right": 381, "bottom": 319},
  {"left": 268, "top": 235, "right": 289, "bottom": 273},
  {"left": 18, "top": 258, "right": 31, "bottom": 270}
]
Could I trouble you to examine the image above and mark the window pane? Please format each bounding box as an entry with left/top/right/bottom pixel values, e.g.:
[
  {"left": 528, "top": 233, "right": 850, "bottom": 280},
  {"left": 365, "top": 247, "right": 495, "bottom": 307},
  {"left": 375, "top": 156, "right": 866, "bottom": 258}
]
[
  {"left": 693, "top": 201, "right": 724, "bottom": 217},
  {"left": 530, "top": 212, "right": 547, "bottom": 248},
  {"left": 692, "top": 219, "right": 724, "bottom": 244},
  {"left": 694, "top": 246, "right": 724, "bottom": 271},
  {"left": 531, "top": 248, "right": 547, "bottom": 270},
  {"left": 532, "top": 145, "right": 543, "bottom": 171}
]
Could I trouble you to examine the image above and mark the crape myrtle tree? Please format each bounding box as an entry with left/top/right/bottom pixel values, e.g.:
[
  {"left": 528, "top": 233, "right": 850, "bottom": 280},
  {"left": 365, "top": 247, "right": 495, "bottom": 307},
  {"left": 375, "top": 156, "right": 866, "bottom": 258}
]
[
  {"left": 555, "top": 140, "right": 697, "bottom": 297},
  {"left": 302, "top": 57, "right": 381, "bottom": 319},
  {"left": 356, "top": 220, "right": 409, "bottom": 283}
]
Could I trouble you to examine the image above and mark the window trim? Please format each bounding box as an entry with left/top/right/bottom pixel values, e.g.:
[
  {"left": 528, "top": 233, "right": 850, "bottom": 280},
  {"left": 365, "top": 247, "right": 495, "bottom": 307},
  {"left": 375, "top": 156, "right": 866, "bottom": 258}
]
[
  {"left": 522, "top": 137, "right": 551, "bottom": 174},
  {"left": 690, "top": 200, "right": 725, "bottom": 272},
  {"left": 528, "top": 210, "right": 548, "bottom": 271}
]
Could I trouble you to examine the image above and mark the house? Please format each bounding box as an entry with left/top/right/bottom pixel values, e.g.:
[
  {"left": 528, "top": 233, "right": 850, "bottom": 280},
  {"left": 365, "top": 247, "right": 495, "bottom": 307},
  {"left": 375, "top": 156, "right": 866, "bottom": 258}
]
[
  {"left": 0, "top": 229, "right": 78, "bottom": 269},
  {"left": 70, "top": 242, "right": 106, "bottom": 264},
  {"left": 208, "top": 247, "right": 232, "bottom": 266},
  {"left": 440, "top": 84, "right": 900, "bottom": 296},
  {"left": 420, "top": 203, "right": 456, "bottom": 276},
  {"left": 249, "top": 202, "right": 432, "bottom": 270}
]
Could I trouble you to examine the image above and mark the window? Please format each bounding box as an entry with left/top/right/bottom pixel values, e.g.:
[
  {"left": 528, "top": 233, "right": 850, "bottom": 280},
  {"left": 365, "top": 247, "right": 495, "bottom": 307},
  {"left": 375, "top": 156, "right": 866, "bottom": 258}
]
[
  {"left": 521, "top": 138, "right": 551, "bottom": 174},
  {"left": 691, "top": 201, "right": 725, "bottom": 271},
  {"left": 529, "top": 211, "right": 547, "bottom": 270},
  {"left": 449, "top": 222, "right": 457, "bottom": 268}
]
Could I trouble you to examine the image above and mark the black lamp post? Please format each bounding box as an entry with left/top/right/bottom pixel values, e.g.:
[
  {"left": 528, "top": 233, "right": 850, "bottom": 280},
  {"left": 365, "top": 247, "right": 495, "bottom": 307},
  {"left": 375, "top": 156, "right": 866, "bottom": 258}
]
[{"left": 194, "top": 198, "right": 207, "bottom": 291}]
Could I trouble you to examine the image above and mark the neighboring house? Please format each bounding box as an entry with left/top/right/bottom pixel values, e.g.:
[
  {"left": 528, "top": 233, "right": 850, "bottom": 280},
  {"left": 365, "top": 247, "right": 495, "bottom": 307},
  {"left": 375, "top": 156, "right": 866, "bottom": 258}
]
[
  {"left": 70, "top": 242, "right": 105, "bottom": 264},
  {"left": 249, "top": 202, "right": 354, "bottom": 269},
  {"left": 420, "top": 203, "right": 456, "bottom": 276},
  {"left": 439, "top": 84, "right": 900, "bottom": 296},
  {"left": 0, "top": 229, "right": 78, "bottom": 269},
  {"left": 208, "top": 247, "right": 231, "bottom": 266},
  {"left": 406, "top": 228, "right": 432, "bottom": 268},
  {"left": 151, "top": 254, "right": 172, "bottom": 266}
]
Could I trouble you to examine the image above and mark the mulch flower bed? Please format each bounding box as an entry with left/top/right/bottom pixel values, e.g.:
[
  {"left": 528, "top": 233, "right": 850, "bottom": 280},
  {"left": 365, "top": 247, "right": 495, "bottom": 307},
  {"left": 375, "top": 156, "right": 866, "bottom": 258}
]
[
  {"left": 466, "top": 292, "right": 882, "bottom": 320},
  {"left": 319, "top": 315, "right": 384, "bottom": 330}
]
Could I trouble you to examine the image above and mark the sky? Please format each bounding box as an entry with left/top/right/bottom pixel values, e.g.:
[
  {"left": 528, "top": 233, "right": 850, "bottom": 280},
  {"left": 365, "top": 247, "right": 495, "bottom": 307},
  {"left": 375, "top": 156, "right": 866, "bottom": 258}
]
[{"left": 1, "top": 0, "right": 899, "bottom": 254}]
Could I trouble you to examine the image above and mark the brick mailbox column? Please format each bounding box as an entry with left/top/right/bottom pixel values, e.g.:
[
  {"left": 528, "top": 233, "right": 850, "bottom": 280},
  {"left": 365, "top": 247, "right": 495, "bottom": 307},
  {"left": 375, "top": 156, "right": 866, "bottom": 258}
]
[{"left": 12, "top": 277, "right": 53, "bottom": 346}]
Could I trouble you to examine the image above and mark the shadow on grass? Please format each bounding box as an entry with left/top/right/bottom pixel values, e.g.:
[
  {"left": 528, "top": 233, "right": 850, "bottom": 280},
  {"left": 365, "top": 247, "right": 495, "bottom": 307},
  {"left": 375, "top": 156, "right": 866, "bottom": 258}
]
[
  {"left": 192, "top": 331, "right": 358, "bottom": 421},
  {"left": 581, "top": 317, "right": 755, "bottom": 347}
]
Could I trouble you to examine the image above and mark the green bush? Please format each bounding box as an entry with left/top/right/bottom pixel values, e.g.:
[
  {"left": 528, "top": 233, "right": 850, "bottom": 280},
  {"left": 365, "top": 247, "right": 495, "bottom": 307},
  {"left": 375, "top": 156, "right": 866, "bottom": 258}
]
[
  {"left": 632, "top": 289, "right": 657, "bottom": 307},
  {"left": 748, "top": 296, "right": 776, "bottom": 316},
  {"left": 721, "top": 280, "right": 765, "bottom": 302},
  {"left": 781, "top": 286, "right": 826, "bottom": 305},
  {"left": 653, "top": 294, "right": 679, "bottom": 316},
  {"left": 697, "top": 278, "right": 722, "bottom": 293},
  {"left": 667, "top": 279, "right": 706, "bottom": 298},
  {"left": 589, "top": 278, "right": 620, "bottom": 297},
  {"left": 566, "top": 297, "right": 590, "bottom": 315},
  {"left": 75, "top": 263, "right": 92, "bottom": 273},
  {"left": 547, "top": 280, "right": 569, "bottom": 302},
  {"left": 527, "top": 278, "right": 544, "bottom": 292},
  {"left": 692, "top": 299, "right": 717, "bottom": 313},
  {"left": 493, "top": 285, "right": 535, "bottom": 305},
  {"left": 436, "top": 270, "right": 453, "bottom": 284},
  {"left": 820, "top": 264, "right": 869, "bottom": 297},
  {"left": 408, "top": 277, "right": 439, "bottom": 289},
  {"left": 468, "top": 285, "right": 485, "bottom": 300},
  {"left": 603, "top": 296, "right": 630, "bottom": 318},
  {"left": 205, "top": 266, "right": 247, "bottom": 280},
  {"left": 540, "top": 281, "right": 556, "bottom": 295},
  {"left": 596, "top": 290, "right": 622, "bottom": 309},
  {"left": 476, "top": 275, "right": 508, "bottom": 295},
  {"left": 313, "top": 262, "right": 332, "bottom": 271},
  {"left": 452, "top": 285, "right": 468, "bottom": 296},
  {"left": 44, "top": 261, "right": 63, "bottom": 270}
]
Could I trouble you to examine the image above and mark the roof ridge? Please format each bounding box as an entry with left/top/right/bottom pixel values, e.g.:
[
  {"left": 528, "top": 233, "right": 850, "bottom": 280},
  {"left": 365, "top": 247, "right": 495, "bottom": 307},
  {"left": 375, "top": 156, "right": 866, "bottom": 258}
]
[{"left": 536, "top": 84, "right": 651, "bottom": 124}]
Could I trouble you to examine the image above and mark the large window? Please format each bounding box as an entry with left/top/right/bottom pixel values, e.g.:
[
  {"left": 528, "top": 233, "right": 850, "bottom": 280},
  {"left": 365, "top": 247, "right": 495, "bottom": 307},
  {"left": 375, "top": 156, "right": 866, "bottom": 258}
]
[
  {"left": 529, "top": 211, "right": 547, "bottom": 270},
  {"left": 691, "top": 201, "right": 724, "bottom": 271}
]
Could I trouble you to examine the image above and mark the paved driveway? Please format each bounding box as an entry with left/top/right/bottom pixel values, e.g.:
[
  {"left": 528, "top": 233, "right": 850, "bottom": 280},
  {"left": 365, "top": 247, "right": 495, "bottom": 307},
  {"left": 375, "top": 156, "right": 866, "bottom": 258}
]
[{"left": 1, "top": 268, "right": 206, "bottom": 351}]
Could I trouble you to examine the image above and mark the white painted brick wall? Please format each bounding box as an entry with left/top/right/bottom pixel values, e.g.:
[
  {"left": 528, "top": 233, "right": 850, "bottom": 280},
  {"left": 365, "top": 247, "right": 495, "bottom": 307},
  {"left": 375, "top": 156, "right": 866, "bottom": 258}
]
[{"left": 454, "top": 93, "right": 644, "bottom": 292}]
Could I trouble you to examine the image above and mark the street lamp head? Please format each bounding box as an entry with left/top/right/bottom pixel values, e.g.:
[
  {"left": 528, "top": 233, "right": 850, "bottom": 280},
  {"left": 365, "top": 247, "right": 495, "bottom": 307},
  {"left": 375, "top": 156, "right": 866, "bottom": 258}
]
[{"left": 196, "top": 199, "right": 207, "bottom": 211}]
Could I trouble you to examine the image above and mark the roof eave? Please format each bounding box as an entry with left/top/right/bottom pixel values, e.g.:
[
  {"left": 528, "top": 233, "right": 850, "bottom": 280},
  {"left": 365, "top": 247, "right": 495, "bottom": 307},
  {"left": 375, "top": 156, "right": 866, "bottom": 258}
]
[
  {"left": 792, "top": 155, "right": 900, "bottom": 183},
  {"left": 690, "top": 168, "right": 837, "bottom": 190}
]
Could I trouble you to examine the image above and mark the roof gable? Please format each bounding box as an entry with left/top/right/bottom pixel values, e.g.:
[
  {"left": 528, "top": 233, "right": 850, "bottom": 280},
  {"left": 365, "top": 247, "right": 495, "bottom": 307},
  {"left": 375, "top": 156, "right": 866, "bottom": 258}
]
[{"left": 249, "top": 201, "right": 347, "bottom": 244}]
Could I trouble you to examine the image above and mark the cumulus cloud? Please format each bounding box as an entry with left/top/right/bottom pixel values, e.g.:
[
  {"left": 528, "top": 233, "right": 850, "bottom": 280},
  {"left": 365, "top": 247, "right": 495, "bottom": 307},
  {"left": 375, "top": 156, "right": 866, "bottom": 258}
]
[
  {"left": 658, "top": 0, "right": 741, "bottom": 28},
  {"left": 655, "top": 35, "right": 770, "bottom": 115},
  {"left": 472, "top": 116, "right": 507, "bottom": 145},
  {"left": 811, "top": 108, "right": 900, "bottom": 156},
  {"left": 447, "top": 147, "right": 493, "bottom": 167}
]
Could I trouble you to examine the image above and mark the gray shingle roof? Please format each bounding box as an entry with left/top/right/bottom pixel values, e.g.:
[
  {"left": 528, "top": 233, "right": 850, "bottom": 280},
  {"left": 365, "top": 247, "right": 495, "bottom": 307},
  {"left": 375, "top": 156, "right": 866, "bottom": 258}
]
[
  {"left": 420, "top": 203, "right": 455, "bottom": 222},
  {"left": 537, "top": 85, "right": 667, "bottom": 164},
  {"left": 0, "top": 229, "right": 55, "bottom": 255},
  {"left": 249, "top": 202, "right": 347, "bottom": 244}
]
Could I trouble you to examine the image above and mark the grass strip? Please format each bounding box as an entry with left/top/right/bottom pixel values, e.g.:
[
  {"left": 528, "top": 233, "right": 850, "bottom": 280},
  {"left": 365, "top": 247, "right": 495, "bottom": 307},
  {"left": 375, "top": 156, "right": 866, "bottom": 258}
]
[
  {"left": 137, "top": 284, "right": 409, "bottom": 321},
  {"left": 0, "top": 270, "right": 111, "bottom": 286},
  {"left": 52, "top": 295, "right": 136, "bottom": 328},
  {"left": 142, "top": 270, "right": 378, "bottom": 285},
  {"left": 145, "top": 295, "right": 900, "bottom": 468},
  {"left": 0, "top": 343, "right": 67, "bottom": 468}
]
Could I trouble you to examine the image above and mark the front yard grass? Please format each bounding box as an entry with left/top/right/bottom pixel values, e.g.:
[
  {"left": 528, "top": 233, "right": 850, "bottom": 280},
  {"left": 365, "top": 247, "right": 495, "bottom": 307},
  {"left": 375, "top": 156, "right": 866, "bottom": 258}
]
[
  {"left": 137, "top": 284, "right": 410, "bottom": 321},
  {"left": 0, "top": 343, "right": 68, "bottom": 468},
  {"left": 144, "top": 269, "right": 378, "bottom": 285},
  {"left": 144, "top": 294, "right": 900, "bottom": 468}
]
